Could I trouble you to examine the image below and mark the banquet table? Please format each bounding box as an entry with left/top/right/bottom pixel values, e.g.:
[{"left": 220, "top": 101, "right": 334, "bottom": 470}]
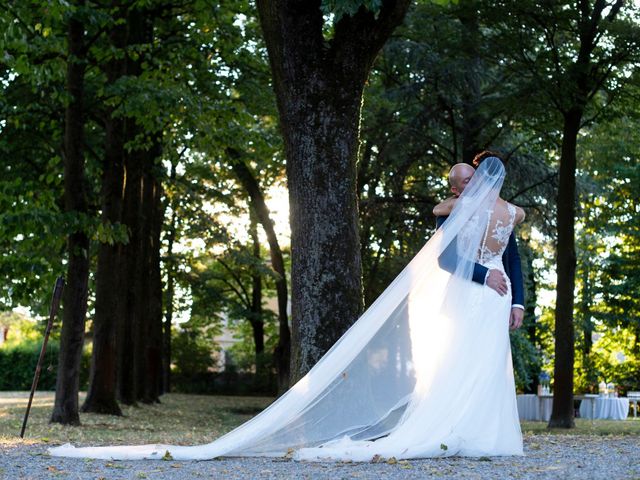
[
  {"left": 516, "top": 394, "right": 553, "bottom": 421},
  {"left": 578, "top": 397, "right": 629, "bottom": 420}
]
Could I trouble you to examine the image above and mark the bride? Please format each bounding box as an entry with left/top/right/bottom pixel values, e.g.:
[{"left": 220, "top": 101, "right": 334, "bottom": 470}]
[{"left": 50, "top": 156, "right": 525, "bottom": 461}]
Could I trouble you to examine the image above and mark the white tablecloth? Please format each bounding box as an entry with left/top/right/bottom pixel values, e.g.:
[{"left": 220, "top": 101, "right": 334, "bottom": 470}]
[
  {"left": 579, "top": 397, "right": 629, "bottom": 420},
  {"left": 516, "top": 394, "right": 553, "bottom": 421}
]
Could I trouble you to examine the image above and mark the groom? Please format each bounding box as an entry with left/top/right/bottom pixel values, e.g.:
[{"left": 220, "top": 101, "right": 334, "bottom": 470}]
[{"left": 433, "top": 151, "right": 525, "bottom": 330}]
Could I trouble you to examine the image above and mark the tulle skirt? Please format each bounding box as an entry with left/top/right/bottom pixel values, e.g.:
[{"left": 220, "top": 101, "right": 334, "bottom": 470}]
[{"left": 293, "top": 267, "right": 523, "bottom": 461}]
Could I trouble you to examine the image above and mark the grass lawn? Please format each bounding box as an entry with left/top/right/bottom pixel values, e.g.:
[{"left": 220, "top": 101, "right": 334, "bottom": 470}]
[
  {"left": 1, "top": 391, "right": 638, "bottom": 448},
  {"left": 521, "top": 417, "right": 640, "bottom": 436},
  {"left": 0, "top": 391, "right": 274, "bottom": 447}
]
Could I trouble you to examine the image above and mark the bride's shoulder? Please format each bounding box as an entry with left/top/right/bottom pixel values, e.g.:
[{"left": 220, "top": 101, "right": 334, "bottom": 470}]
[{"left": 505, "top": 200, "right": 526, "bottom": 224}]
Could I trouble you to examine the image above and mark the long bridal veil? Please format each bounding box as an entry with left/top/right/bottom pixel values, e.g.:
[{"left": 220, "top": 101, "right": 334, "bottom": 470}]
[{"left": 49, "top": 158, "right": 506, "bottom": 461}]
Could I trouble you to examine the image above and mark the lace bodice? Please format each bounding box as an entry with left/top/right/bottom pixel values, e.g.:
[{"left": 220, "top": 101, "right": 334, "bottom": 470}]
[
  {"left": 478, "top": 202, "right": 516, "bottom": 267},
  {"left": 459, "top": 201, "right": 516, "bottom": 270}
]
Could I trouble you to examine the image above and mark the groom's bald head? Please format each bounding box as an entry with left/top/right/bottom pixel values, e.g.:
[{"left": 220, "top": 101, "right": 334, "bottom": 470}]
[{"left": 448, "top": 163, "right": 475, "bottom": 196}]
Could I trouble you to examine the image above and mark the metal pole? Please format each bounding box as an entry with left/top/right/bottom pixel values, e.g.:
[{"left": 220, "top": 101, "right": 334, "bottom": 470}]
[{"left": 20, "top": 276, "right": 65, "bottom": 438}]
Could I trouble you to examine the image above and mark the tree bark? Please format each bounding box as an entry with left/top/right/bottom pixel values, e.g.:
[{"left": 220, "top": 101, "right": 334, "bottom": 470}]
[
  {"left": 249, "top": 213, "right": 265, "bottom": 377},
  {"left": 82, "top": 113, "right": 125, "bottom": 414},
  {"left": 146, "top": 168, "right": 164, "bottom": 402},
  {"left": 51, "top": 1, "right": 89, "bottom": 425},
  {"left": 256, "top": 0, "right": 410, "bottom": 382},
  {"left": 548, "top": 107, "right": 581, "bottom": 428},
  {"left": 117, "top": 133, "right": 143, "bottom": 405},
  {"left": 134, "top": 163, "right": 153, "bottom": 403},
  {"left": 521, "top": 237, "right": 539, "bottom": 395},
  {"left": 162, "top": 162, "right": 179, "bottom": 394},
  {"left": 133, "top": 148, "right": 163, "bottom": 404},
  {"left": 228, "top": 154, "right": 290, "bottom": 392},
  {"left": 580, "top": 261, "right": 595, "bottom": 391}
]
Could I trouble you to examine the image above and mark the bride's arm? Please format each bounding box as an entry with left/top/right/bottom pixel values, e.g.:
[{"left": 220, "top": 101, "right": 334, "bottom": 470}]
[
  {"left": 514, "top": 205, "right": 525, "bottom": 224},
  {"left": 432, "top": 197, "right": 457, "bottom": 216}
]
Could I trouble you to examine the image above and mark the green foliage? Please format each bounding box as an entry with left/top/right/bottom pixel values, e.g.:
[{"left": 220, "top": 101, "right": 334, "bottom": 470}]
[
  {"left": 227, "top": 319, "right": 277, "bottom": 372},
  {"left": 0, "top": 340, "right": 90, "bottom": 391},
  {"left": 510, "top": 325, "right": 542, "bottom": 392},
  {"left": 171, "top": 324, "right": 220, "bottom": 377},
  {"left": 0, "top": 312, "right": 43, "bottom": 347}
]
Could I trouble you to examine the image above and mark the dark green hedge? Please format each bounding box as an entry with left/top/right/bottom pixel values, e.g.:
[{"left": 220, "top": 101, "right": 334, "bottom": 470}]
[{"left": 0, "top": 341, "right": 90, "bottom": 391}]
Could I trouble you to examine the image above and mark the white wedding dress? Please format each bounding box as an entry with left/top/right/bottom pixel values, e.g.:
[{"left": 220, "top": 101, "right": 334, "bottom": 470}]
[{"left": 50, "top": 157, "right": 524, "bottom": 461}]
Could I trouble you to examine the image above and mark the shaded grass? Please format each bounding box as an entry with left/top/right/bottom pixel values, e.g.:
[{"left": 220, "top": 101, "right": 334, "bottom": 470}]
[
  {"left": 521, "top": 417, "right": 640, "bottom": 436},
  {"left": 1, "top": 392, "right": 638, "bottom": 449},
  {"left": 0, "top": 391, "right": 273, "bottom": 447}
]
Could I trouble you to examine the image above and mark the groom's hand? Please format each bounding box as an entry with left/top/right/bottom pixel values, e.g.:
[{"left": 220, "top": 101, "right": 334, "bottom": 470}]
[
  {"left": 509, "top": 307, "right": 524, "bottom": 330},
  {"left": 486, "top": 269, "right": 508, "bottom": 296}
]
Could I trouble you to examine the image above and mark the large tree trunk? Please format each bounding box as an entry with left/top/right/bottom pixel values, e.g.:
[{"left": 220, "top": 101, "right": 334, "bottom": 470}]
[
  {"left": 51, "top": 2, "right": 89, "bottom": 425},
  {"left": 82, "top": 10, "right": 127, "bottom": 416},
  {"left": 548, "top": 107, "right": 581, "bottom": 428},
  {"left": 228, "top": 154, "right": 290, "bottom": 392},
  {"left": 134, "top": 148, "right": 163, "bottom": 404},
  {"left": 117, "top": 133, "right": 143, "bottom": 405},
  {"left": 82, "top": 115, "right": 125, "bottom": 416},
  {"left": 256, "top": 0, "right": 410, "bottom": 382},
  {"left": 134, "top": 163, "right": 154, "bottom": 403},
  {"left": 280, "top": 57, "right": 367, "bottom": 383}
]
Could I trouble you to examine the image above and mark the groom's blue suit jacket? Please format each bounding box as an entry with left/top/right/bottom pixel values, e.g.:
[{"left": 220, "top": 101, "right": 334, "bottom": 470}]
[{"left": 436, "top": 215, "right": 525, "bottom": 307}]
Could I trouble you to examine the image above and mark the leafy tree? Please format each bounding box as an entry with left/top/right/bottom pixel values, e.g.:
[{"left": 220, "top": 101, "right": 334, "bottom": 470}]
[{"left": 490, "top": 0, "right": 640, "bottom": 428}]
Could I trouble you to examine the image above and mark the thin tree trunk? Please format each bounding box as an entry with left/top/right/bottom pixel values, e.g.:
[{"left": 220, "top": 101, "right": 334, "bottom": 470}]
[
  {"left": 256, "top": 0, "right": 410, "bottom": 382},
  {"left": 146, "top": 169, "right": 164, "bottom": 402},
  {"left": 521, "top": 237, "right": 539, "bottom": 395},
  {"left": 548, "top": 108, "right": 581, "bottom": 428},
  {"left": 580, "top": 256, "right": 595, "bottom": 391},
  {"left": 51, "top": 1, "right": 89, "bottom": 425},
  {"left": 162, "top": 162, "right": 178, "bottom": 394},
  {"left": 228, "top": 154, "right": 290, "bottom": 392},
  {"left": 249, "top": 212, "right": 265, "bottom": 362}
]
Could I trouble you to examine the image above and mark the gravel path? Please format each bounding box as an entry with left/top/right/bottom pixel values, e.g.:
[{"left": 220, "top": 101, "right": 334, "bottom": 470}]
[{"left": 1, "top": 434, "right": 639, "bottom": 479}]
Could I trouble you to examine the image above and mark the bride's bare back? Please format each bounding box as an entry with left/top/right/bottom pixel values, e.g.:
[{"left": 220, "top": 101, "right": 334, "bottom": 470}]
[{"left": 479, "top": 198, "right": 525, "bottom": 263}]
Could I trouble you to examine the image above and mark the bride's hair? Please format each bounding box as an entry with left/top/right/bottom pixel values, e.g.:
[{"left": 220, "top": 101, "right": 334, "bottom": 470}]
[{"left": 472, "top": 150, "right": 506, "bottom": 167}]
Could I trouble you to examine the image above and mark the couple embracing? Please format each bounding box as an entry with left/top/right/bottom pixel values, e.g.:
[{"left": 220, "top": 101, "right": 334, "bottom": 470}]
[{"left": 51, "top": 152, "right": 528, "bottom": 461}]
